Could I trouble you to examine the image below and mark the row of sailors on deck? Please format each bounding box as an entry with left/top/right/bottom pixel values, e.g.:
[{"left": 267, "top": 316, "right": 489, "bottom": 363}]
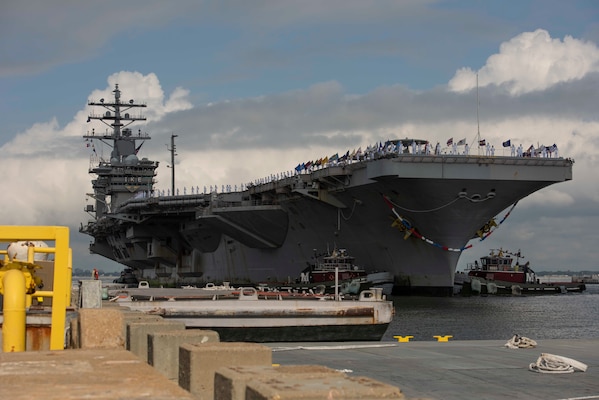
[
  {"left": 294, "top": 139, "right": 560, "bottom": 170},
  {"left": 443, "top": 140, "right": 558, "bottom": 158},
  {"left": 136, "top": 140, "right": 560, "bottom": 198},
  {"left": 289, "top": 139, "right": 560, "bottom": 175}
]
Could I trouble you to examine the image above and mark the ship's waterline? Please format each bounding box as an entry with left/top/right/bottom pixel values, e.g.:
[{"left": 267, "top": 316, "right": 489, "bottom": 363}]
[{"left": 81, "top": 86, "right": 573, "bottom": 295}]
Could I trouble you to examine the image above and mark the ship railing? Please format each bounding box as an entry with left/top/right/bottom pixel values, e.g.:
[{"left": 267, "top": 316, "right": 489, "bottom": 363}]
[
  {"left": 210, "top": 200, "right": 244, "bottom": 208},
  {"left": 83, "top": 124, "right": 151, "bottom": 138},
  {"left": 466, "top": 262, "right": 506, "bottom": 272},
  {"left": 317, "top": 263, "right": 356, "bottom": 271},
  {"left": 114, "top": 192, "right": 278, "bottom": 213},
  {"left": 212, "top": 198, "right": 275, "bottom": 208},
  {"left": 465, "top": 262, "right": 481, "bottom": 271}
]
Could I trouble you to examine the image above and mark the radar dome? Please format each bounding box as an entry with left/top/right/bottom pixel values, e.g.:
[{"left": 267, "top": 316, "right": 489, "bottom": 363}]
[{"left": 124, "top": 154, "right": 139, "bottom": 165}]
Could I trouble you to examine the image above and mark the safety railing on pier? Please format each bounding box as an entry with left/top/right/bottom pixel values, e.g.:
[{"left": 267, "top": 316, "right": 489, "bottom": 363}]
[{"left": 0, "top": 226, "right": 72, "bottom": 351}]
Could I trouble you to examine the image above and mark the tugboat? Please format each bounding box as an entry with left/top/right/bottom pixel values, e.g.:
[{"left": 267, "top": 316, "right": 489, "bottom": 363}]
[
  {"left": 300, "top": 248, "right": 393, "bottom": 295},
  {"left": 308, "top": 248, "right": 367, "bottom": 283},
  {"left": 467, "top": 249, "right": 535, "bottom": 284},
  {"left": 461, "top": 249, "right": 585, "bottom": 295}
]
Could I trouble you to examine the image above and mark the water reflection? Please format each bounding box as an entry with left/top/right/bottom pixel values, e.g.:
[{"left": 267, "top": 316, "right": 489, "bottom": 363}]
[{"left": 383, "top": 284, "right": 599, "bottom": 341}]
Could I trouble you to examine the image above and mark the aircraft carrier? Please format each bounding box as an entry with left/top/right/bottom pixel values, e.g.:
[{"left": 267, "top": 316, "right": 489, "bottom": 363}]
[{"left": 80, "top": 85, "right": 573, "bottom": 295}]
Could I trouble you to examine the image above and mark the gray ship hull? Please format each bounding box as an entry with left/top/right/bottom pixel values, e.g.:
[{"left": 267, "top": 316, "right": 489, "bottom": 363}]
[{"left": 84, "top": 154, "right": 572, "bottom": 295}]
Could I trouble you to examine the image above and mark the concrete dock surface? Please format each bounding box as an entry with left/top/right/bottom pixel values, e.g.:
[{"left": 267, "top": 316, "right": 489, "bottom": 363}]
[
  {"left": 0, "top": 348, "right": 195, "bottom": 400},
  {"left": 0, "top": 338, "right": 597, "bottom": 399},
  {"left": 266, "top": 339, "right": 599, "bottom": 400}
]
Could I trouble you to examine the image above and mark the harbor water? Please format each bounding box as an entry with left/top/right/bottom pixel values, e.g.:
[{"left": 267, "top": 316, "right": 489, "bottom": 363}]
[{"left": 383, "top": 283, "right": 599, "bottom": 341}]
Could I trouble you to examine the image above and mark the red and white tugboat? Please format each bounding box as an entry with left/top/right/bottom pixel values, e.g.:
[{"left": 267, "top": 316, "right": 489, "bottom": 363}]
[
  {"left": 463, "top": 249, "right": 585, "bottom": 294},
  {"left": 309, "top": 248, "right": 367, "bottom": 283},
  {"left": 298, "top": 248, "right": 393, "bottom": 295},
  {"left": 467, "top": 249, "right": 535, "bottom": 284}
]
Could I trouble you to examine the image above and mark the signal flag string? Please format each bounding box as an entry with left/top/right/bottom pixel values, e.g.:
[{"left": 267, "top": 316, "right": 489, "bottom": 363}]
[
  {"left": 477, "top": 201, "right": 519, "bottom": 242},
  {"left": 382, "top": 195, "right": 518, "bottom": 252}
]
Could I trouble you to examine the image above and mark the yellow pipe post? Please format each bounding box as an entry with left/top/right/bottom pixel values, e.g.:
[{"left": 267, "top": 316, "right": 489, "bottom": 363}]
[
  {"left": 0, "top": 225, "right": 71, "bottom": 350},
  {"left": 50, "top": 227, "right": 70, "bottom": 350},
  {"left": 2, "top": 268, "right": 27, "bottom": 352}
]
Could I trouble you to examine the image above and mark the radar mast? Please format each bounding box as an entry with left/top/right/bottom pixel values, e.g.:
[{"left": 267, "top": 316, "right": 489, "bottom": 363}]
[{"left": 82, "top": 84, "right": 159, "bottom": 219}]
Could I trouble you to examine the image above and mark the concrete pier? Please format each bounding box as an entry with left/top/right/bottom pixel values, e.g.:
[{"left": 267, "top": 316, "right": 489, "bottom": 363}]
[
  {"left": 0, "top": 306, "right": 411, "bottom": 399},
  {"left": 0, "top": 348, "right": 195, "bottom": 400},
  {"left": 266, "top": 339, "right": 599, "bottom": 400},
  {"left": 1, "top": 304, "right": 598, "bottom": 399}
]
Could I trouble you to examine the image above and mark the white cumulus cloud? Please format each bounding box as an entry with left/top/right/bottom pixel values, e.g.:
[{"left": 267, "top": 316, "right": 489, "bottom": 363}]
[{"left": 449, "top": 29, "right": 599, "bottom": 95}]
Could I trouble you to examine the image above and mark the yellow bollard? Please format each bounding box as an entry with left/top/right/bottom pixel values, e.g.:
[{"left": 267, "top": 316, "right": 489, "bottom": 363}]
[
  {"left": 433, "top": 335, "right": 453, "bottom": 342},
  {"left": 393, "top": 335, "right": 414, "bottom": 342},
  {"left": 1, "top": 268, "right": 27, "bottom": 352}
]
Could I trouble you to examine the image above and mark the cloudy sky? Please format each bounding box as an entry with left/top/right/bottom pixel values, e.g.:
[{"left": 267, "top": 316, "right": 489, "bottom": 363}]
[{"left": 1, "top": 0, "right": 598, "bottom": 274}]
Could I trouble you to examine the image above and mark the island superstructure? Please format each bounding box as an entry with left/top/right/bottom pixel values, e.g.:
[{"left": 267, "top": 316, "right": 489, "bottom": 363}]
[{"left": 80, "top": 85, "right": 573, "bottom": 295}]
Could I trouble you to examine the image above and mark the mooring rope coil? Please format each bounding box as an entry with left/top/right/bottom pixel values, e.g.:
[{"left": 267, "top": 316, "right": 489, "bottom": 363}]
[
  {"left": 529, "top": 353, "right": 588, "bottom": 374},
  {"left": 504, "top": 334, "right": 537, "bottom": 349}
]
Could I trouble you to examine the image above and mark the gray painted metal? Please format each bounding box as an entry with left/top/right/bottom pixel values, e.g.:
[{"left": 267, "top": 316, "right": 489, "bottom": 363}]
[{"left": 81, "top": 87, "right": 574, "bottom": 294}]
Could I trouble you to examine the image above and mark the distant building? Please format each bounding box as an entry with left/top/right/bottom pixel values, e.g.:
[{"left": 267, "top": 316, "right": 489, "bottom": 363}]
[{"left": 538, "top": 275, "right": 572, "bottom": 284}]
